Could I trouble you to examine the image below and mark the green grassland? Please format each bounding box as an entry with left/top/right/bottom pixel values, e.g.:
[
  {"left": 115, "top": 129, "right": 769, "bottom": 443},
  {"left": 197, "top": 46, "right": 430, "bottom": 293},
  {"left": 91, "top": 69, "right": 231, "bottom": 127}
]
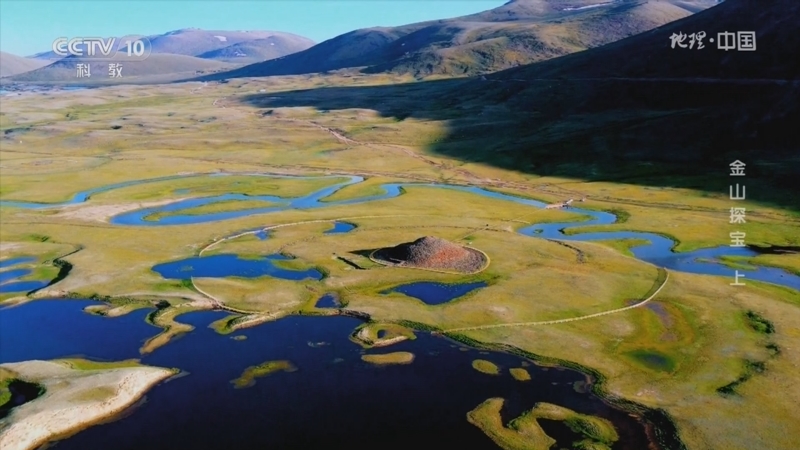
[
  {"left": 509, "top": 367, "right": 531, "bottom": 381},
  {"left": 231, "top": 360, "right": 297, "bottom": 389},
  {"left": 350, "top": 322, "right": 416, "bottom": 348},
  {"left": 361, "top": 351, "right": 415, "bottom": 365},
  {"left": 1, "top": 75, "right": 799, "bottom": 450},
  {"left": 93, "top": 175, "right": 348, "bottom": 203},
  {"left": 54, "top": 358, "right": 144, "bottom": 371},
  {"left": 472, "top": 359, "right": 501, "bottom": 375},
  {"left": 467, "top": 397, "right": 621, "bottom": 449},
  {"left": 0, "top": 367, "right": 20, "bottom": 408}
]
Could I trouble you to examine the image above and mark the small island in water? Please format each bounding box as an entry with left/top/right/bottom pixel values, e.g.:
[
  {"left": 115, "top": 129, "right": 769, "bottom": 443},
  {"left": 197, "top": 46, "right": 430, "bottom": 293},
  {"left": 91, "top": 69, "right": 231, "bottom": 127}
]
[{"left": 0, "top": 359, "right": 176, "bottom": 450}]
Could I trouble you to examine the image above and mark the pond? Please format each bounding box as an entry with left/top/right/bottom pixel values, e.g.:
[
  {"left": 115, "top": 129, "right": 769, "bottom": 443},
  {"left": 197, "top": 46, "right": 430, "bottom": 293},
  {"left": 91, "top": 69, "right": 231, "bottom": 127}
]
[
  {"left": 0, "top": 300, "right": 658, "bottom": 450},
  {"left": 151, "top": 254, "right": 323, "bottom": 281},
  {"left": 0, "top": 268, "right": 32, "bottom": 284},
  {"left": 382, "top": 281, "right": 488, "bottom": 305},
  {"left": 0, "top": 280, "right": 50, "bottom": 293},
  {"left": 315, "top": 293, "right": 340, "bottom": 308},
  {"left": 0, "top": 256, "right": 36, "bottom": 269},
  {"left": 324, "top": 221, "right": 357, "bottom": 234}
]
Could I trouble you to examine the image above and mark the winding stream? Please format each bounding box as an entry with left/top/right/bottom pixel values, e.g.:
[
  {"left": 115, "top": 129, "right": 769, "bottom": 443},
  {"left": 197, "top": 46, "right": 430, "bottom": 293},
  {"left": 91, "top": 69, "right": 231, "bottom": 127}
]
[
  {"left": 2, "top": 174, "right": 795, "bottom": 448},
  {"left": 2, "top": 173, "right": 797, "bottom": 290}
]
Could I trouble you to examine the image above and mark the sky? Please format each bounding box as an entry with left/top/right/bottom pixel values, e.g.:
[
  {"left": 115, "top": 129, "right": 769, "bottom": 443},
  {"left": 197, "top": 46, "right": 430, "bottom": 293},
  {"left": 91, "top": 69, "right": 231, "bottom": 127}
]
[{"left": 0, "top": 0, "right": 506, "bottom": 57}]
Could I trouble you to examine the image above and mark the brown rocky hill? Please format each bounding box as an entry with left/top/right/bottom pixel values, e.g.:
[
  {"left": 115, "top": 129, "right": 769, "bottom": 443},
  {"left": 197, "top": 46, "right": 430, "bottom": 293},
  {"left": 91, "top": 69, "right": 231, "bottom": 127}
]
[{"left": 373, "top": 236, "right": 488, "bottom": 273}]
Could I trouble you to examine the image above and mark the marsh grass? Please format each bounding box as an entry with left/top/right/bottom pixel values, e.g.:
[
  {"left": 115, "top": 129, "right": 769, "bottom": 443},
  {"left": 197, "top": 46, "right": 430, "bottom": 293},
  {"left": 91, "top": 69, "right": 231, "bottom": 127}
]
[
  {"left": 716, "top": 359, "right": 768, "bottom": 396},
  {"left": 525, "top": 402, "right": 618, "bottom": 445},
  {"left": 0, "top": 368, "right": 20, "bottom": 407},
  {"left": 55, "top": 358, "right": 142, "bottom": 371},
  {"left": 141, "top": 306, "right": 206, "bottom": 354},
  {"left": 231, "top": 360, "right": 296, "bottom": 389},
  {"left": 209, "top": 314, "right": 244, "bottom": 335},
  {"left": 468, "top": 397, "right": 556, "bottom": 450},
  {"left": 744, "top": 310, "right": 774, "bottom": 334},
  {"left": 509, "top": 367, "right": 531, "bottom": 381},
  {"left": 472, "top": 359, "right": 500, "bottom": 375},
  {"left": 350, "top": 322, "right": 416, "bottom": 348},
  {"left": 361, "top": 351, "right": 415, "bottom": 365}
]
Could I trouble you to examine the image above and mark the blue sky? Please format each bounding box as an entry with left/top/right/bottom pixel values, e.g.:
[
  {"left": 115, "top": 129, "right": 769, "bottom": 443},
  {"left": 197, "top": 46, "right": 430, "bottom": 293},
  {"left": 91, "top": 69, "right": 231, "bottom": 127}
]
[{"left": 0, "top": 0, "right": 505, "bottom": 57}]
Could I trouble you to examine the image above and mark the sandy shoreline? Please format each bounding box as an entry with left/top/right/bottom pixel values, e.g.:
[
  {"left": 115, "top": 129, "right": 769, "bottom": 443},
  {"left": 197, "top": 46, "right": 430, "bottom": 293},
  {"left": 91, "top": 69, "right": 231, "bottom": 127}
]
[
  {"left": 53, "top": 198, "right": 187, "bottom": 223},
  {"left": 0, "top": 360, "right": 175, "bottom": 450}
]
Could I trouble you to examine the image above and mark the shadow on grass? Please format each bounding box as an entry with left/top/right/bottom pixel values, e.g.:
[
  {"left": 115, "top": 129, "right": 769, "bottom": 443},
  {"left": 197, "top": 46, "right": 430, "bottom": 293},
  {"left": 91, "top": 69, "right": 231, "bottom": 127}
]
[{"left": 234, "top": 74, "right": 800, "bottom": 213}]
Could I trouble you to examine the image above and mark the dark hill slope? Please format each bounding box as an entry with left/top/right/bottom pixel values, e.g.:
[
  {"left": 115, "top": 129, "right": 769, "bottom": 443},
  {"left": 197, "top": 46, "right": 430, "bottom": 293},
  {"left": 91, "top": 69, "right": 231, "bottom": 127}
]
[
  {"left": 200, "top": 0, "right": 718, "bottom": 80},
  {"left": 241, "top": 0, "right": 799, "bottom": 209},
  {"left": 437, "top": 0, "right": 800, "bottom": 206}
]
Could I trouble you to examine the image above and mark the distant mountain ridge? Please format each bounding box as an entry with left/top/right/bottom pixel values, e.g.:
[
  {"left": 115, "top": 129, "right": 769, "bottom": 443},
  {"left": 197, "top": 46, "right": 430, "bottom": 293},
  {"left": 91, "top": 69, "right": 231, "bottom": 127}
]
[
  {"left": 199, "top": 0, "right": 720, "bottom": 80},
  {"left": 29, "top": 28, "right": 314, "bottom": 63},
  {"left": 9, "top": 53, "right": 232, "bottom": 83},
  {"left": 0, "top": 52, "right": 49, "bottom": 77},
  {"left": 6, "top": 28, "right": 313, "bottom": 83}
]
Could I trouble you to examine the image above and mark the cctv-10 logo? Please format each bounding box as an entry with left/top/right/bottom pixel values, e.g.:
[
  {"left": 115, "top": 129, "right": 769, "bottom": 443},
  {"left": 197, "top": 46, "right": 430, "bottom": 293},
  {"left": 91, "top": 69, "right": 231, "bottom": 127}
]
[{"left": 52, "top": 37, "right": 151, "bottom": 60}]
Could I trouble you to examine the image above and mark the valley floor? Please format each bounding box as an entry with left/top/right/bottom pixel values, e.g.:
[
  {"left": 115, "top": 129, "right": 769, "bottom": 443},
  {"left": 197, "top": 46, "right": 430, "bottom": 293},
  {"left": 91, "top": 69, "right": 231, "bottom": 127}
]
[{"left": 1, "top": 74, "right": 799, "bottom": 450}]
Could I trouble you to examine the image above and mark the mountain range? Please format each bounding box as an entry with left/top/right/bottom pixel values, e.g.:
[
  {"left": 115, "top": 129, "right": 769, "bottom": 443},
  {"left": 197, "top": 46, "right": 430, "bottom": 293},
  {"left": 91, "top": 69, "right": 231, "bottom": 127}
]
[
  {"left": 0, "top": 52, "right": 50, "bottom": 77},
  {"left": 245, "top": 0, "right": 798, "bottom": 209},
  {"left": 28, "top": 28, "right": 314, "bottom": 62},
  {"left": 1, "top": 28, "right": 314, "bottom": 82},
  {"left": 199, "top": 0, "right": 720, "bottom": 80}
]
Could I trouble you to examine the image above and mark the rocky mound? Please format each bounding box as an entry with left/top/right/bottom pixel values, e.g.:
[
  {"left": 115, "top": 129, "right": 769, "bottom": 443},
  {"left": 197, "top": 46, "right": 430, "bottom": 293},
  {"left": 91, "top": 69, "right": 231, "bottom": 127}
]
[{"left": 373, "top": 236, "right": 487, "bottom": 273}]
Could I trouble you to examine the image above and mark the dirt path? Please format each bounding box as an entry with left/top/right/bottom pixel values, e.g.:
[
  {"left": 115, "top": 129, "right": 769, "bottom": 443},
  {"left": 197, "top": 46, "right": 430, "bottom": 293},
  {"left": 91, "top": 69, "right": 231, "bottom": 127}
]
[
  {"left": 192, "top": 214, "right": 430, "bottom": 312},
  {"left": 439, "top": 269, "right": 669, "bottom": 333}
]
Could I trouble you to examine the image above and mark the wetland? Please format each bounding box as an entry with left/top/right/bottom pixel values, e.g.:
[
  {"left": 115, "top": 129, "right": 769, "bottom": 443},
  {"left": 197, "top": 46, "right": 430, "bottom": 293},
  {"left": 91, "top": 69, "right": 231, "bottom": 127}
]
[
  {"left": 2, "top": 75, "right": 799, "bottom": 450},
  {"left": 0, "top": 299, "right": 655, "bottom": 450}
]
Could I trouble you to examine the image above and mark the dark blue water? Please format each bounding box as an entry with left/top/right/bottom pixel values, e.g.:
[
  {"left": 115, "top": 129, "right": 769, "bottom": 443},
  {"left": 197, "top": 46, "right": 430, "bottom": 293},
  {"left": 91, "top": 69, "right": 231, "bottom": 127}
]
[
  {"left": 325, "top": 222, "right": 356, "bottom": 234},
  {"left": 0, "top": 268, "right": 31, "bottom": 284},
  {"left": 0, "top": 300, "right": 651, "bottom": 450},
  {"left": 383, "top": 281, "right": 488, "bottom": 305},
  {"left": 0, "top": 300, "right": 156, "bottom": 362},
  {"left": 152, "top": 254, "right": 322, "bottom": 281},
  {"left": 315, "top": 293, "right": 340, "bottom": 308},
  {"left": 1, "top": 174, "right": 797, "bottom": 290},
  {"left": 255, "top": 230, "right": 269, "bottom": 240},
  {"left": 0, "top": 257, "right": 36, "bottom": 269},
  {"left": 0, "top": 280, "right": 50, "bottom": 293}
]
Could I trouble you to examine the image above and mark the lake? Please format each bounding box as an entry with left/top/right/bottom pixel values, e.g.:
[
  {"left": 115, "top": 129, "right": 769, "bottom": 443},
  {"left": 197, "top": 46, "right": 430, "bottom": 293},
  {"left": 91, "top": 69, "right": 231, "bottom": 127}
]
[{"left": 0, "top": 299, "right": 657, "bottom": 450}]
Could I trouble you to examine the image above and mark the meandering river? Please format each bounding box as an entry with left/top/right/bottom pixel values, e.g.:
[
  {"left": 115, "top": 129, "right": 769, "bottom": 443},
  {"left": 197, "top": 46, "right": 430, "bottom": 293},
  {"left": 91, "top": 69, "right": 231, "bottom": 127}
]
[
  {"left": 2, "top": 173, "right": 797, "bottom": 290},
  {"left": 3, "top": 173, "right": 793, "bottom": 448}
]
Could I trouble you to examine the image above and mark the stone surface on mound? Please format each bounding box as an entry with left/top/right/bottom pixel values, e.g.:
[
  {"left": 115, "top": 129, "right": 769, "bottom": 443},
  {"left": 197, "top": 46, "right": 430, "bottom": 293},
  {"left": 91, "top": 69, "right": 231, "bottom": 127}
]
[{"left": 376, "top": 236, "right": 486, "bottom": 273}]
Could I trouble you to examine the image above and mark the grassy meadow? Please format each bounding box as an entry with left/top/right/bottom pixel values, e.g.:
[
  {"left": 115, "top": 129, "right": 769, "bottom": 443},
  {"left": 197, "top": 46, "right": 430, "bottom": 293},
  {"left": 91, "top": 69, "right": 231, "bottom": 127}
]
[{"left": 1, "top": 74, "right": 799, "bottom": 450}]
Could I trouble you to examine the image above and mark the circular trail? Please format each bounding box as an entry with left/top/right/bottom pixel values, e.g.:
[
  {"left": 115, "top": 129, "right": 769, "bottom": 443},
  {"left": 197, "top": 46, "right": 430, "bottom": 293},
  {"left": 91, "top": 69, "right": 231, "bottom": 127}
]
[
  {"left": 4, "top": 171, "right": 797, "bottom": 297},
  {"left": 192, "top": 217, "right": 667, "bottom": 329},
  {"left": 440, "top": 269, "right": 669, "bottom": 333}
]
